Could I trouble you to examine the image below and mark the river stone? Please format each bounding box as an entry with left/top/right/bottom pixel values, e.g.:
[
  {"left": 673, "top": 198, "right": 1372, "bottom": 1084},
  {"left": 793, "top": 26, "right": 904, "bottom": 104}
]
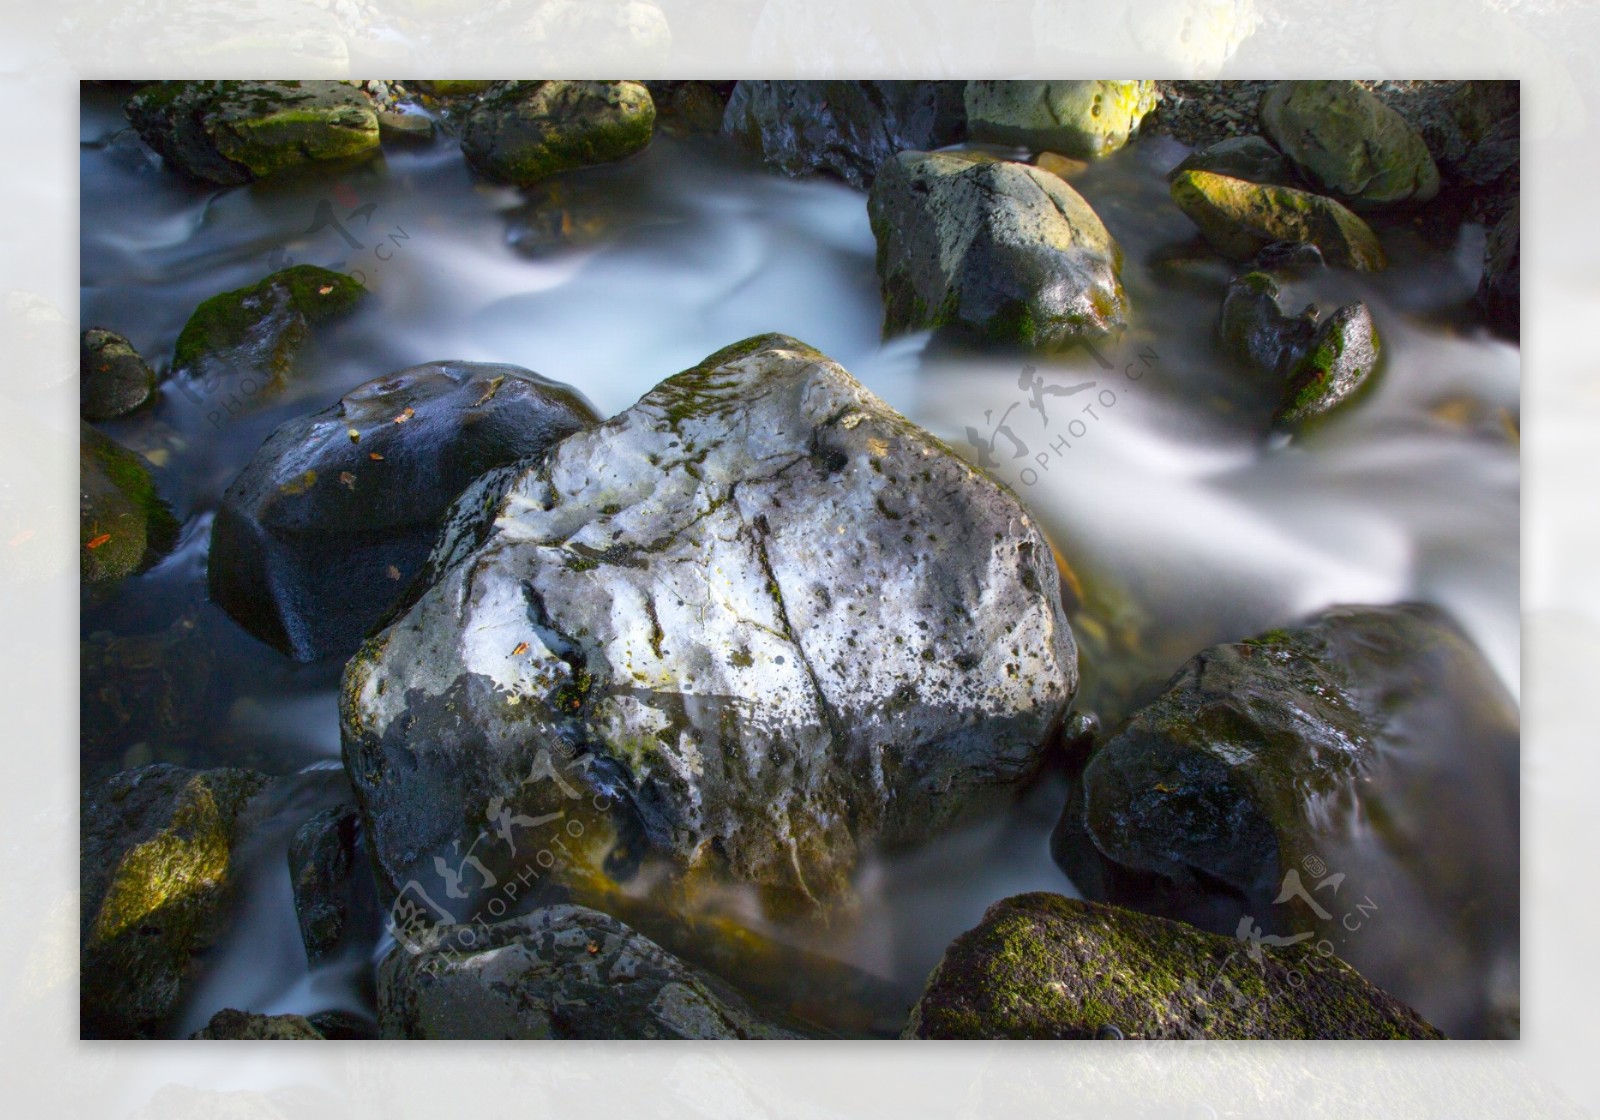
[
  {"left": 80, "top": 423, "right": 179, "bottom": 588},
  {"left": 1218, "top": 271, "right": 1318, "bottom": 378},
  {"left": 1169, "top": 134, "right": 1297, "bottom": 188},
  {"left": 869, "top": 150, "right": 1128, "bottom": 348},
  {"left": 905, "top": 893, "right": 1442, "bottom": 1039},
  {"left": 172, "top": 265, "right": 366, "bottom": 422},
  {"left": 1478, "top": 202, "right": 1519, "bottom": 341},
  {"left": 1274, "top": 301, "right": 1380, "bottom": 429},
  {"left": 81, "top": 764, "right": 272, "bottom": 1038},
  {"left": 126, "top": 81, "right": 380, "bottom": 186},
  {"left": 341, "top": 334, "right": 1076, "bottom": 915},
  {"left": 965, "top": 80, "right": 1158, "bottom": 160},
  {"left": 1170, "top": 169, "right": 1386, "bottom": 270},
  {"left": 378, "top": 904, "right": 798, "bottom": 1039},
  {"left": 190, "top": 1008, "right": 326, "bottom": 1039},
  {"left": 208, "top": 360, "right": 598, "bottom": 662},
  {"left": 1052, "top": 605, "right": 1516, "bottom": 947},
  {"left": 461, "top": 80, "right": 655, "bottom": 187},
  {"left": 1260, "top": 81, "right": 1440, "bottom": 207},
  {"left": 288, "top": 804, "right": 363, "bottom": 962},
  {"left": 721, "top": 80, "right": 966, "bottom": 190},
  {"left": 81, "top": 329, "right": 156, "bottom": 422}
]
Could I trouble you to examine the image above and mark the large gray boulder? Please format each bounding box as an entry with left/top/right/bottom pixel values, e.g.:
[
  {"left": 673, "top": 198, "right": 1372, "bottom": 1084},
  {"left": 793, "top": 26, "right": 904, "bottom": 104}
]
[
  {"left": 1052, "top": 604, "right": 1518, "bottom": 1037},
  {"left": 126, "top": 81, "right": 380, "bottom": 186},
  {"left": 81, "top": 764, "right": 272, "bottom": 1038},
  {"left": 869, "top": 151, "right": 1128, "bottom": 348},
  {"left": 905, "top": 893, "right": 1442, "bottom": 1039},
  {"left": 208, "top": 360, "right": 598, "bottom": 662},
  {"left": 342, "top": 334, "right": 1076, "bottom": 917},
  {"left": 461, "top": 80, "right": 655, "bottom": 187},
  {"left": 965, "top": 81, "right": 1158, "bottom": 160},
  {"left": 1259, "top": 80, "right": 1440, "bottom": 207},
  {"left": 721, "top": 80, "right": 966, "bottom": 189},
  {"left": 378, "top": 904, "right": 797, "bottom": 1039}
]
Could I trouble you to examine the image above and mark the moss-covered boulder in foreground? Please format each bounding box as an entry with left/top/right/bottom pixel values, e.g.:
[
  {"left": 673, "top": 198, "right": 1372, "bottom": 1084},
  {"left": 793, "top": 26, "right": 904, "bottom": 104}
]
[
  {"left": 171, "top": 265, "right": 365, "bottom": 419},
  {"left": 126, "top": 81, "right": 379, "bottom": 186},
  {"left": 966, "top": 80, "right": 1158, "bottom": 160},
  {"left": 461, "top": 80, "right": 655, "bottom": 187},
  {"left": 905, "top": 893, "right": 1442, "bottom": 1039},
  {"left": 81, "top": 764, "right": 271, "bottom": 1038},
  {"left": 1171, "top": 169, "right": 1386, "bottom": 270},
  {"left": 869, "top": 150, "right": 1127, "bottom": 348},
  {"left": 1260, "top": 80, "right": 1440, "bottom": 207},
  {"left": 80, "top": 423, "right": 178, "bottom": 588}
]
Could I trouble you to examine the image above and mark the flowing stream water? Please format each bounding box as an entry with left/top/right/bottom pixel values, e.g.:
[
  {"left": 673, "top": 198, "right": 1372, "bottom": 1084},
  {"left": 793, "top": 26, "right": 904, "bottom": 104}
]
[{"left": 79, "top": 87, "right": 1520, "bottom": 1039}]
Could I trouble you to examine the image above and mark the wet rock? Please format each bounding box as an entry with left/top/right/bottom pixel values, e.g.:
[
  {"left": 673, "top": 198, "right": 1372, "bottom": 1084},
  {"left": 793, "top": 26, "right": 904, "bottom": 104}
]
[
  {"left": 190, "top": 1008, "right": 325, "bottom": 1039},
  {"left": 126, "top": 81, "right": 379, "bottom": 186},
  {"left": 1051, "top": 604, "right": 1518, "bottom": 1036},
  {"left": 82, "top": 611, "right": 213, "bottom": 773},
  {"left": 412, "top": 81, "right": 496, "bottom": 98},
  {"left": 378, "top": 904, "right": 799, "bottom": 1039},
  {"left": 80, "top": 423, "right": 179, "bottom": 588},
  {"left": 1260, "top": 80, "right": 1440, "bottom": 207},
  {"left": 461, "top": 80, "right": 655, "bottom": 187},
  {"left": 1168, "top": 134, "right": 1297, "bottom": 188},
  {"left": 1477, "top": 202, "right": 1519, "bottom": 341},
  {"left": 342, "top": 334, "right": 1076, "bottom": 915},
  {"left": 81, "top": 764, "right": 272, "bottom": 1037},
  {"left": 376, "top": 110, "right": 435, "bottom": 145},
  {"left": 1218, "top": 272, "right": 1379, "bottom": 429},
  {"left": 209, "top": 360, "right": 598, "bottom": 662},
  {"left": 288, "top": 804, "right": 363, "bottom": 962},
  {"left": 905, "top": 893, "right": 1442, "bottom": 1039},
  {"left": 721, "top": 80, "right": 966, "bottom": 189},
  {"left": 1170, "top": 169, "right": 1386, "bottom": 270},
  {"left": 1034, "top": 151, "right": 1088, "bottom": 181},
  {"left": 1274, "top": 301, "right": 1380, "bottom": 429},
  {"left": 1249, "top": 240, "right": 1325, "bottom": 273},
  {"left": 171, "top": 265, "right": 366, "bottom": 422},
  {"left": 305, "top": 1009, "right": 377, "bottom": 1039},
  {"left": 869, "top": 150, "right": 1128, "bottom": 348},
  {"left": 965, "top": 81, "right": 1158, "bottom": 160},
  {"left": 80, "top": 329, "right": 156, "bottom": 422}
]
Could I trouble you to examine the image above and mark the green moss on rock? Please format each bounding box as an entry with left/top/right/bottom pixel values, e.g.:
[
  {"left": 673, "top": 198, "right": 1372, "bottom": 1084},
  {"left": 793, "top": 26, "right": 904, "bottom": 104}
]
[
  {"left": 461, "top": 81, "right": 655, "bottom": 187},
  {"left": 80, "top": 423, "right": 178, "bottom": 586},
  {"left": 1171, "top": 169, "right": 1386, "bottom": 270},
  {"left": 905, "top": 893, "right": 1442, "bottom": 1039}
]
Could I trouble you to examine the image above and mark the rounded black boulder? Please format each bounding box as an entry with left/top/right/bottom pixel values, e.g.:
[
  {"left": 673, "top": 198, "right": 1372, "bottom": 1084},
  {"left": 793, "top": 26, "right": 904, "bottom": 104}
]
[{"left": 209, "top": 361, "right": 599, "bottom": 662}]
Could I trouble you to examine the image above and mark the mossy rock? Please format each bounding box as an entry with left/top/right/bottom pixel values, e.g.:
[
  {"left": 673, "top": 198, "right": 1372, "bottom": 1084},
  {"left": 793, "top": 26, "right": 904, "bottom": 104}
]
[
  {"left": 460, "top": 80, "right": 655, "bottom": 187},
  {"left": 1274, "top": 301, "right": 1381, "bottom": 428},
  {"left": 1168, "top": 134, "right": 1298, "bottom": 188},
  {"left": 80, "top": 329, "right": 156, "bottom": 422},
  {"left": 1260, "top": 81, "right": 1440, "bottom": 207},
  {"left": 905, "top": 893, "right": 1441, "bottom": 1039},
  {"left": 190, "top": 1008, "right": 326, "bottom": 1039},
  {"left": 1171, "top": 170, "right": 1386, "bottom": 269},
  {"left": 171, "top": 265, "right": 365, "bottom": 417},
  {"left": 81, "top": 764, "right": 272, "bottom": 1037},
  {"left": 869, "top": 150, "right": 1128, "bottom": 349},
  {"left": 80, "top": 423, "right": 178, "bottom": 587},
  {"left": 126, "top": 81, "right": 380, "bottom": 185},
  {"left": 966, "top": 80, "right": 1158, "bottom": 160}
]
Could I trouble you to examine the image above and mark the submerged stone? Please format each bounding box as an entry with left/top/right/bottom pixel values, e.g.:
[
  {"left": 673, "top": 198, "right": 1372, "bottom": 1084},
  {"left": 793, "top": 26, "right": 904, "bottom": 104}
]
[
  {"left": 378, "top": 904, "right": 799, "bottom": 1039},
  {"left": 461, "top": 80, "right": 655, "bottom": 187},
  {"left": 126, "top": 81, "right": 379, "bottom": 186},
  {"left": 208, "top": 360, "right": 598, "bottom": 661},
  {"left": 1170, "top": 169, "right": 1386, "bottom": 270},
  {"left": 81, "top": 764, "right": 271, "bottom": 1038},
  {"left": 905, "top": 893, "right": 1442, "bottom": 1039},
  {"left": 342, "top": 334, "right": 1076, "bottom": 917},
  {"left": 869, "top": 150, "right": 1128, "bottom": 348},
  {"left": 721, "top": 80, "right": 966, "bottom": 189}
]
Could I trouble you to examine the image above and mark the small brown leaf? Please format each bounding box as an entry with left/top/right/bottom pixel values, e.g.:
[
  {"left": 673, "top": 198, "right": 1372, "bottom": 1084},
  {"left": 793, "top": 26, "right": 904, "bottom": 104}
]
[
  {"left": 368, "top": 452, "right": 384, "bottom": 461},
  {"left": 385, "top": 564, "right": 402, "bottom": 580},
  {"left": 339, "top": 471, "right": 357, "bottom": 490},
  {"left": 318, "top": 285, "right": 335, "bottom": 295},
  {"left": 86, "top": 533, "right": 112, "bottom": 550},
  {"left": 393, "top": 407, "right": 415, "bottom": 425},
  {"left": 585, "top": 940, "right": 600, "bottom": 955},
  {"left": 511, "top": 641, "right": 530, "bottom": 656}
]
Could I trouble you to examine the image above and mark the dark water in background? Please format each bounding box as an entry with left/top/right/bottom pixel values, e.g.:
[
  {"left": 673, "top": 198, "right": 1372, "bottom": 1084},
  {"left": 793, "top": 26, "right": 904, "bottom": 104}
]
[{"left": 79, "top": 86, "right": 1520, "bottom": 1038}]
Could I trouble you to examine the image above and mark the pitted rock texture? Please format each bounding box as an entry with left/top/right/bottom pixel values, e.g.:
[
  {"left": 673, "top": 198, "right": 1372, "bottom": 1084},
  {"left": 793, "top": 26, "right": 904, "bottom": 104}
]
[{"left": 342, "top": 334, "right": 1077, "bottom": 915}]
